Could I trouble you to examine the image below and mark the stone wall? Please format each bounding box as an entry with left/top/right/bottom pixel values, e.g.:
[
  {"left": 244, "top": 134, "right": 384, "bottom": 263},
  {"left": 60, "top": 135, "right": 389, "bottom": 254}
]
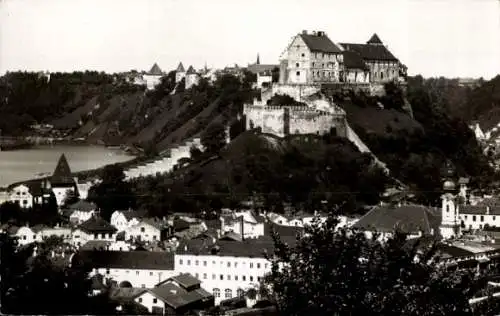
[{"left": 271, "top": 84, "right": 321, "bottom": 103}]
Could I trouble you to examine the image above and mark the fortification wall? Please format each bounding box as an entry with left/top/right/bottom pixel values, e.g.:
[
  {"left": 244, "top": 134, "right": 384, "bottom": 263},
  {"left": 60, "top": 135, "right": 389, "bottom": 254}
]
[
  {"left": 288, "top": 107, "right": 337, "bottom": 136},
  {"left": 244, "top": 105, "right": 286, "bottom": 137},
  {"left": 271, "top": 84, "right": 321, "bottom": 102}
]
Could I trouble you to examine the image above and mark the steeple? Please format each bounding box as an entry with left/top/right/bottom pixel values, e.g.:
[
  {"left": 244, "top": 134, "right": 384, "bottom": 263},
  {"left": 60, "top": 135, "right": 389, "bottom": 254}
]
[
  {"left": 367, "top": 33, "right": 383, "bottom": 45},
  {"left": 176, "top": 62, "right": 185, "bottom": 73},
  {"left": 256, "top": 53, "right": 260, "bottom": 65},
  {"left": 51, "top": 154, "right": 74, "bottom": 186}
]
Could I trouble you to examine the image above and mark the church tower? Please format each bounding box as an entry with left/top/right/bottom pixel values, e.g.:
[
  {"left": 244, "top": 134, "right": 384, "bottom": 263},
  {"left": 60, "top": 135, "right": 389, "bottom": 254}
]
[
  {"left": 256, "top": 53, "right": 260, "bottom": 65},
  {"left": 439, "top": 161, "right": 460, "bottom": 239}
]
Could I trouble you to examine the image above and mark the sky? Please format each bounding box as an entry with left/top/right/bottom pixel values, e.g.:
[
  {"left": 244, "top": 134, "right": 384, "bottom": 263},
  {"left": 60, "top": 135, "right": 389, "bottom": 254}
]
[{"left": 1, "top": 0, "right": 499, "bottom": 79}]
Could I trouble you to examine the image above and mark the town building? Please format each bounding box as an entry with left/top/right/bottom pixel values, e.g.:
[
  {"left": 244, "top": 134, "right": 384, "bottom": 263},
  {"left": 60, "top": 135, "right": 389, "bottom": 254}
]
[
  {"left": 134, "top": 273, "right": 214, "bottom": 314},
  {"left": 50, "top": 154, "right": 77, "bottom": 207},
  {"left": 72, "top": 250, "right": 176, "bottom": 289},
  {"left": 12, "top": 225, "right": 43, "bottom": 245},
  {"left": 37, "top": 225, "right": 73, "bottom": 242},
  {"left": 175, "top": 233, "right": 297, "bottom": 304},
  {"left": 144, "top": 63, "right": 164, "bottom": 90},
  {"left": 125, "top": 218, "right": 168, "bottom": 243},
  {"left": 9, "top": 184, "right": 36, "bottom": 209},
  {"left": 220, "top": 210, "right": 265, "bottom": 239},
  {"left": 64, "top": 200, "right": 97, "bottom": 225},
  {"left": 279, "top": 30, "right": 344, "bottom": 85},
  {"left": 110, "top": 209, "right": 145, "bottom": 232},
  {"left": 71, "top": 216, "right": 118, "bottom": 247}
]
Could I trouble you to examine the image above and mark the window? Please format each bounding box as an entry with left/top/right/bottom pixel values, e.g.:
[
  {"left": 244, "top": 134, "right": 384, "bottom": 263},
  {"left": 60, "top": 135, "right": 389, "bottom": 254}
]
[
  {"left": 237, "top": 289, "right": 245, "bottom": 297},
  {"left": 106, "top": 268, "right": 110, "bottom": 274},
  {"left": 153, "top": 298, "right": 157, "bottom": 303},
  {"left": 446, "top": 205, "right": 450, "bottom": 212},
  {"left": 220, "top": 274, "right": 224, "bottom": 280},
  {"left": 296, "top": 63, "right": 299, "bottom": 67},
  {"left": 473, "top": 216, "right": 477, "bottom": 222},
  {"left": 258, "top": 277, "right": 262, "bottom": 282},
  {"left": 312, "top": 62, "right": 315, "bottom": 67},
  {"left": 195, "top": 260, "right": 199, "bottom": 266},
  {"left": 138, "top": 298, "right": 143, "bottom": 303},
  {"left": 213, "top": 288, "right": 221, "bottom": 298},
  {"left": 296, "top": 71, "right": 300, "bottom": 76},
  {"left": 234, "top": 262, "right": 238, "bottom": 268},
  {"left": 142, "top": 284, "right": 146, "bottom": 288},
  {"left": 203, "top": 261, "right": 207, "bottom": 266},
  {"left": 212, "top": 274, "right": 216, "bottom": 280},
  {"left": 179, "top": 259, "right": 183, "bottom": 265},
  {"left": 250, "top": 263, "right": 254, "bottom": 268},
  {"left": 101, "top": 233, "right": 105, "bottom": 239},
  {"left": 196, "top": 273, "right": 199, "bottom": 278},
  {"left": 257, "top": 263, "right": 261, "bottom": 269},
  {"left": 242, "top": 276, "right": 246, "bottom": 281},
  {"left": 265, "top": 263, "right": 268, "bottom": 269},
  {"left": 235, "top": 275, "right": 238, "bottom": 281},
  {"left": 464, "top": 215, "right": 468, "bottom": 220},
  {"left": 140, "top": 227, "right": 145, "bottom": 232},
  {"left": 187, "top": 260, "right": 191, "bottom": 265},
  {"left": 225, "top": 289, "right": 232, "bottom": 299},
  {"left": 301, "top": 53, "right": 305, "bottom": 57},
  {"left": 481, "top": 216, "right": 484, "bottom": 222},
  {"left": 136, "top": 271, "right": 140, "bottom": 276},
  {"left": 494, "top": 216, "right": 497, "bottom": 221},
  {"left": 153, "top": 235, "right": 157, "bottom": 240},
  {"left": 108, "top": 233, "right": 112, "bottom": 238},
  {"left": 149, "top": 272, "right": 153, "bottom": 276},
  {"left": 227, "top": 275, "right": 231, "bottom": 281},
  {"left": 227, "top": 262, "right": 231, "bottom": 268},
  {"left": 33, "top": 235, "right": 36, "bottom": 240},
  {"left": 212, "top": 260, "right": 216, "bottom": 265},
  {"left": 23, "top": 235, "right": 26, "bottom": 240},
  {"left": 250, "top": 276, "right": 254, "bottom": 282},
  {"left": 203, "top": 273, "right": 207, "bottom": 279},
  {"left": 94, "top": 233, "right": 98, "bottom": 239}
]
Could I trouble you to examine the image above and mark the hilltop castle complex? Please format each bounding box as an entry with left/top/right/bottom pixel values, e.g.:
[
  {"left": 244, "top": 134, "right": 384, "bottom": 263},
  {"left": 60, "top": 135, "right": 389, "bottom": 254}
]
[{"left": 243, "top": 30, "right": 407, "bottom": 140}]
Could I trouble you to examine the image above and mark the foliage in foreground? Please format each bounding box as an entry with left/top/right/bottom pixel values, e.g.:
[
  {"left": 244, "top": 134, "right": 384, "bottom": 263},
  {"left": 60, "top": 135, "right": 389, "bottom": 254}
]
[{"left": 265, "top": 214, "right": 500, "bottom": 316}]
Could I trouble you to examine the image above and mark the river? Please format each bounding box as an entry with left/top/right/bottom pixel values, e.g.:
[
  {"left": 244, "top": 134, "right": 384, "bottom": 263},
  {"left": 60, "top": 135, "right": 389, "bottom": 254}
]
[{"left": 0, "top": 145, "right": 135, "bottom": 187}]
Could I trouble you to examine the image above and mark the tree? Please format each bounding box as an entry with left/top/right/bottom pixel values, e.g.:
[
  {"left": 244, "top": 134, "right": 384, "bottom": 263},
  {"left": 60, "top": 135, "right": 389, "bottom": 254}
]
[
  {"left": 87, "top": 164, "right": 136, "bottom": 221},
  {"left": 265, "top": 214, "right": 494, "bottom": 316},
  {"left": 201, "top": 122, "right": 227, "bottom": 154},
  {"left": 62, "top": 189, "right": 79, "bottom": 207}
]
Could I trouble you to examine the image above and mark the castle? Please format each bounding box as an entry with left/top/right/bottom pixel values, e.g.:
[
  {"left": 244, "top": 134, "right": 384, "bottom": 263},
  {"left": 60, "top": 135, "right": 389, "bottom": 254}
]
[{"left": 175, "top": 62, "right": 204, "bottom": 90}]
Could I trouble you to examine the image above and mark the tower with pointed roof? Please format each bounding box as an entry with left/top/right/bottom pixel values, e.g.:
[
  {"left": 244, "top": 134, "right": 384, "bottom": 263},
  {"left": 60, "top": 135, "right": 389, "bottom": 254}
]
[
  {"left": 439, "top": 161, "right": 461, "bottom": 239},
  {"left": 144, "top": 63, "right": 163, "bottom": 90},
  {"left": 175, "top": 62, "right": 186, "bottom": 83},
  {"left": 51, "top": 153, "right": 77, "bottom": 206},
  {"left": 256, "top": 53, "right": 260, "bottom": 65},
  {"left": 185, "top": 65, "right": 200, "bottom": 90}
]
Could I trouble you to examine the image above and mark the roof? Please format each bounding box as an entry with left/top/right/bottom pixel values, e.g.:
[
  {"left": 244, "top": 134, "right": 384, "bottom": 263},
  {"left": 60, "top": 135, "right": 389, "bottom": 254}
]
[
  {"left": 148, "top": 63, "right": 162, "bottom": 75},
  {"left": 343, "top": 50, "right": 369, "bottom": 70},
  {"left": 51, "top": 154, "right": 74, "bottom": 185},
  {"left": 173, "top": 218, "right": 191, "bottom": 231},
  {"left": 246, "top": 64, "right": 278, "bottom": 75},
  {"left": 166, "top": 273, "right": 201, "bottom": 289},
  {"left": 177, "top": 235, "right": 297, "bottom": 258},
  {"left": 176, "top": 62, "right": 185, "bottom": 72},
  {"left": 264, "top": 222, "right": 305, "bottom": 237},
  {"left": 72, "top": 250, "right": 175, "bottom": 270},
  {"left": 460, "top": 205, "right": 500, "bottom": 215},
  {"left": 339, "top": 42, "right": 398, "bottom": 61},
  {"left": 186, "top": 65, "right": 196, "bottom": 75},
  {"left": 118, "top": 209, "right": 146, "bottom": 221},
  {"left": 299, "top": 32, "right": 342, "bottom": 54},
  {"left": 141, "top": 217, "right": 168, "bottom": 230},
  {"left": 367, "top": 33, "right": 383, "bottom": 44},
  {"left": 352, "top": 204, "right": 440, "bottom": 235},
  {"left": 78, "top": 217, "right": 117, "bottom": 233},
  {"left": 109, "top": 287, "right": 147, "bottom": 302},
  {"left": 149, "top": 282, "right": 212, "bottom": 309},
  {"left": 80, "top": 240, "right": 112, "bottom": 251},
  {"left": 67, "top": 200, "right": 96, "bottom": 212}
]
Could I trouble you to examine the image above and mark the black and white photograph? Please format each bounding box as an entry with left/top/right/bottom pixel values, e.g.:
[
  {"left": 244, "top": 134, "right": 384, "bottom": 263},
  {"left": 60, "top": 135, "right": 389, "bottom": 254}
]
[{"left": 1, "top": 0, "right": 500, "bottom": 314}]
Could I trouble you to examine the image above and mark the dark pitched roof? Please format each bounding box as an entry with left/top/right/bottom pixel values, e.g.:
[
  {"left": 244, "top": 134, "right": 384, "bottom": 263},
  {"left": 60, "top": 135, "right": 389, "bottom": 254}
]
[
  {"left": 339, "top": 42, "right": 398, "bottom": 61},
  {"left": 80, "top": 240, "right": 112, "bottom": 251},
  {"left": 72, "top": 250, "right": 175, "bottom": 270},
  {"left": 24, "top": 180, "right": 50, "bottom": 197},
  {"left": 176, "top": 62, "right": 185, "bottom": 72},
  {"left": 299, "top": 32, "right": 342, "bottom": 54},
  {"left": 177, "top": 235, "right": 297, "bottom": 258},
  {"left": 246, "top": 64, "right": 278, "bottom": 75},
  {"left": 109, "top": 287, "right": 147, "bottom": 302},
  {"left": 148, "top": 63, "right": 162, "bottom": 75},
  {"left": 264, "top": 222, "right": 305, "bottom": 237},
  {"left": 367, "top": 33, "right": 383, "bottom": 44},
  {"left": 437, "top": 243, "right": 474, "bottom": 258},
  {"left": 78, "top": 217, "right": 117, "bottom": 234},
  {"left": 51, "top": 154, "right": 74, "bottom": 185},
  {"left": 352, "top": 204, "right": 439, "bottom": 235},
  {"left": 120, "top": 209, "right": 146, "bottom": 221},
  {"left": 186, "top": 66, "right": 196, "bottom": 75},
  {"left": 173, "top": 218, "right": 191, "bottom": 231},
  {"left": 167, "top": 273, "right": 201, "bottom": 289},
  {"left": 150, "top": 282, "right": 212, "bottom": 309},
  {"left": 343, "top": 50, "right": 369, "bottom": 70},
  {"left": 67, "top": 200, "right": 96, "bottom": 212}
]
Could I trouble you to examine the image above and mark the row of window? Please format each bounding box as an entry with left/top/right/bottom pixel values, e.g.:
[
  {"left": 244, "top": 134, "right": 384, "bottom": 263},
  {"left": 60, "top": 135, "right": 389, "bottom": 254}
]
[
  {"left": 178, "top": 259, "right": 268, "bottom": 269},
  {"left": 213, "top": 288, "right": 245, "bottom": 299},
  {"left": 463, "top": 215, "right": 496, "bottom": 222},
  {"left": 137, "top": 297, "right": 159, "bottom": 304},
  {"left": 191, "top": 272, "right": 262, "bottom": 283},
  {"left": 105, "top": 269, "right": 160, "bottom": 276}
]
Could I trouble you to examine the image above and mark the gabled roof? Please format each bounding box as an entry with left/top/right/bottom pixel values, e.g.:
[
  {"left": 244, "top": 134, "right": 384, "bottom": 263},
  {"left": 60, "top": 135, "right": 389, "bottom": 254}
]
[
  {"left": 72, "top": 250, "right": 175, "bottom": 270},
  {"left": 149, "top": 281, "right": 212, "bottom": 309},
  {"left": 299, "top": 32, "right": 342, "bottom": 54},
  {"left": 176, "top": 62, "right": 185, "bottom": 72},
  {"left": 78, "top": 217, "right": 117, "bottom": 233},
  {"left": 165, "top": 273, "right": 201, "bottom": 289},
  {"left": 339, "top": 42, "right": 398, "bottom": 61},
  {"left": 51, "top": 154, "right": 74, "bottom": 186},
  {"left": 352, "top": 204, "right": 440, "bottom": 235},
  {"left": 148, "top": 63, "right": 162, "bottom": 75},
  {"left": 343, "top": 50, "right": 369, "bottom": 70},
  {"left": 186, "top": 65, "right": 196, "bottom": 75},
  {"left": 367, "top": 33, "right": 383, "bottom": 45},
  {"left": 67, "top": 200, "right": 96, "bottom": 212}
]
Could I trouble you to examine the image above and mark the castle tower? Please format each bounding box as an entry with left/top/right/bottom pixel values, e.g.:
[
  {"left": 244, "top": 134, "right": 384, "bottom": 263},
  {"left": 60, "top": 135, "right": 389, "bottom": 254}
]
[
  {"left": 185, "top": 66, "right": 199, "bottom": 90},
  {"left": 175, "top": 62, "right": 186, "bottom": 83},
  {"left": 439, "top": 161, "right": 460, "bottom": 239},
  {"left": 256, "top": 53, "right": 260, "bottom": 65}
]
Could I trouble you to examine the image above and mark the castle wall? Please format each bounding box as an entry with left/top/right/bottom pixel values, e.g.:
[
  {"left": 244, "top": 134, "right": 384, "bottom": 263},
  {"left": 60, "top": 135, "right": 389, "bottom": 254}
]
[
  {"left": 272, "top": 84, "right": 321, "bottom": 102},
  {"left": 288, "top": 107, "right": 336, "bottom": 136},
  {"left": 367, "top": 60, "right": 400, "bottom": 83},
  {"left": 244, "top": 105, "right": 286, "bottom": 137}
]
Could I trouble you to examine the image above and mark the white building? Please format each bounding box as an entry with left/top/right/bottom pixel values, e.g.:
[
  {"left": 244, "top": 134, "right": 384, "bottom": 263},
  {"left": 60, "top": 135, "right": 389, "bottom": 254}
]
[
  {"left": 256, "top": 72, "right": 272, "bottom": 88},
  {"left": 175, "top": 235, "right": 296, "bottom": 305},
  {"left": 9, "top": 184, "right": 35, "bottom": 209},
  {"left": 71, "top": 217, "right": 118, "bottom": 247},
  {"left": 144, "top": 63, "right": 163, "bottom": 90},
  {"left": 65, "top": 200, "right": 97, "bottom": 225},
  {"left": 73, "top": 250, "right": 176, "bottom": 289},
  {"left": 220, "top": 210, "right": 265, "bottom": 239},
  {"left": 185, "top": 65, "right": 200, "bottom": 90},
  {"left": 175, "top": 62, "right": 186, "bottom": 83},
  {"left": 125, "top": 218, "right": 165, "bottom": 243},
  {"left": 13, "top": 225, "right": 42, "bottom": 246},
  {"left": 37, "top": 226, "right": 73, "bottom": 242},
  {"left": 110, "top": 210, "right": 143, "bottom": 232}
]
